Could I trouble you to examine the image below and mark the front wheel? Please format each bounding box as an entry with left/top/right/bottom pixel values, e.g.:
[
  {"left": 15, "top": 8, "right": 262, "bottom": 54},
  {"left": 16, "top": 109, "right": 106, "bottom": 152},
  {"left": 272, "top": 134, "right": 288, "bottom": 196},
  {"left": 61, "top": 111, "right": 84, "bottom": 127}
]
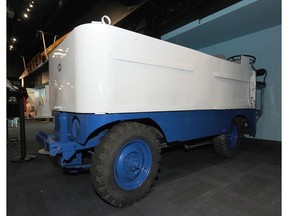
[
  {"left": 213, "top": 120, "right": 241, "bottom": 157},
  {"left": 90, "top": 122, "right": 161, "bottom": 207}
]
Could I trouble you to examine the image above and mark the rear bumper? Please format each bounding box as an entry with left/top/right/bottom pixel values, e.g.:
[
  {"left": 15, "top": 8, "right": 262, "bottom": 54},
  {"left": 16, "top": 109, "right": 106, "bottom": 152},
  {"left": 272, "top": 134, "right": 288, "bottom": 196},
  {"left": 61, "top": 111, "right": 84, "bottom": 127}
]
[{"left": 36, "top": 130, "right": 62, "bottom": 156}]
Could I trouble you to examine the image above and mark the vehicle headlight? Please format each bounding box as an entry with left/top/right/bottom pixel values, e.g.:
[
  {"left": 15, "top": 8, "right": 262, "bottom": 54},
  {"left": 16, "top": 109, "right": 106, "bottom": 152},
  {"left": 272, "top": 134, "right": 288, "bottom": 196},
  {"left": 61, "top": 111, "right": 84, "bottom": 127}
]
[{"left": 71, "top": 116, "right": 80, "bottom": 139}]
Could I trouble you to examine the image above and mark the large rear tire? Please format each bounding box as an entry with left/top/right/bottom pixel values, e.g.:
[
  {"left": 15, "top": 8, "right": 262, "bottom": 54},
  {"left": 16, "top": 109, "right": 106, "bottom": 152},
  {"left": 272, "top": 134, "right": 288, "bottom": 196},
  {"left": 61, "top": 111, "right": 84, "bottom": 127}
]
[
  {"left": 90, "top": 122, "right": 161, "bottom": 207},
  {"left": 213, "top": 120, "right": 240, "bottom": 157}
]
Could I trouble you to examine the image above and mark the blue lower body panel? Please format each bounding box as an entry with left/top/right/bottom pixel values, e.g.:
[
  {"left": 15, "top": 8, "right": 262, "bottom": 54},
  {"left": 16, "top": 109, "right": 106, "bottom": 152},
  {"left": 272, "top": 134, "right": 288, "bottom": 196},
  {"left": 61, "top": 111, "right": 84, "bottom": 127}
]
[{"left": 36, "top": 109, "right": 256, "bottom": 169}]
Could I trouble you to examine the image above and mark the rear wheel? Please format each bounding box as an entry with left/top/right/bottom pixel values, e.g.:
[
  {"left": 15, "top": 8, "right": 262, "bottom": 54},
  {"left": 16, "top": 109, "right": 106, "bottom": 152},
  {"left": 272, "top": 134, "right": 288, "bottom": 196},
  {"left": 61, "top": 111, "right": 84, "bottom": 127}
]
[
  {"left": 90, "top": 122, "right": 161, "bottom": 207},
  {"left": 213, "top": 120, "right": 240, "bottom": 157}
]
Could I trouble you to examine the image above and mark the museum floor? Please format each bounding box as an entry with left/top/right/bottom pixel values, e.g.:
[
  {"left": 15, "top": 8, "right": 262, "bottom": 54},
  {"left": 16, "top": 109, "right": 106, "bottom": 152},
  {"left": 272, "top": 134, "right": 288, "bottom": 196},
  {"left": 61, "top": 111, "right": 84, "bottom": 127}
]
[{"left": 7, "top": 119, "right": 281, "bottom": 216}]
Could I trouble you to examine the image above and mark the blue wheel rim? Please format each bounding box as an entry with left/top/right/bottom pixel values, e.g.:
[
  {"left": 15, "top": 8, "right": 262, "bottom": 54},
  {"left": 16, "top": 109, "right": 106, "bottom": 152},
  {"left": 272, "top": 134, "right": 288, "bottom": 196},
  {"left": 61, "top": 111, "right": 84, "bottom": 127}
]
[
  {"left": 114, "top": 140, "right": 152, "bottom": 190},
  {"left": 226, "top": 122, "right": 238, "bottom": 149}
]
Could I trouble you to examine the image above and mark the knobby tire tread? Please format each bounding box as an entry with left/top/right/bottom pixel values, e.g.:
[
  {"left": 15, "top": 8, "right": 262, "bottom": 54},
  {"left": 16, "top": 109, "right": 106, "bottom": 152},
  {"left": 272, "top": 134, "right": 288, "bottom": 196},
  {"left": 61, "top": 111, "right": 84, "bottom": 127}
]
[{"left": 90, "top": 122, "right": 161, "bottom": 207}]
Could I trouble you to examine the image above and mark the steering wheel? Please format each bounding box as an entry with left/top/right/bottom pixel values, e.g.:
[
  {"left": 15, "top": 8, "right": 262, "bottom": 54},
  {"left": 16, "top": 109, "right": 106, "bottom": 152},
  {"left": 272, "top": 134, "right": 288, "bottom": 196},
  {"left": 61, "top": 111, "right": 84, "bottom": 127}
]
[{"left": 227, "top": 55, "right": 256, "bottom": 65}]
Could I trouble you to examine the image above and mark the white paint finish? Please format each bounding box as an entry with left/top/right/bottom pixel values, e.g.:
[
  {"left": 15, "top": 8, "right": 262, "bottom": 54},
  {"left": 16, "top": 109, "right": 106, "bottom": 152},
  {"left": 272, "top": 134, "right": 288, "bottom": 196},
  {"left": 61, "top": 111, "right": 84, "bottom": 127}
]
[{"left": 49, "top": 23, "right": 255, "bottom": 113}]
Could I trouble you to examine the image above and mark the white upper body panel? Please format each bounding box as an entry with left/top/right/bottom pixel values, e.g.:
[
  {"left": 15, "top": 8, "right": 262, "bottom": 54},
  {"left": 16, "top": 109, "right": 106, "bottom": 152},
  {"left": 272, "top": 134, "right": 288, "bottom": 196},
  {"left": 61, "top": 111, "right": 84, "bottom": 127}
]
[{"left": 49, "top": 22, "right": 256, "bottom": 114}]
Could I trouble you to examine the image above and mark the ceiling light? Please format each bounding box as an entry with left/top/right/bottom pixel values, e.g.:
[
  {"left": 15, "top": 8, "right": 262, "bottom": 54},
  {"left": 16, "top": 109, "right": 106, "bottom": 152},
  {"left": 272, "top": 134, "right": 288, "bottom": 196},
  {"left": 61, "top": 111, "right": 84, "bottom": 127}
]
[
  {"left": 12, "top": 38, "right": 17, "bottom": 42},
  {"left": 9, "top": 45, "right": 14, "bottom": 50},
  {"left": 29, "top": 4, "right": 33, "bottom": 8},
  {"left": 27, "top": 8, "right": 31, "bottom": 12},
  {"left": 31, "top": 1, "right": 34, "bottom": 3},
  {"left": 23, "top": 13, "right": 28, "bottom": 18}
]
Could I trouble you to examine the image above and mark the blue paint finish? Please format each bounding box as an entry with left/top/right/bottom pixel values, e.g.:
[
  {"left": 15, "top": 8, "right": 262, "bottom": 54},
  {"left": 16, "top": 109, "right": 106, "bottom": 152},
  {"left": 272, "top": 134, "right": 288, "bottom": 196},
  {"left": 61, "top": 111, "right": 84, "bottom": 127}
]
[
  {"left": 114, "top": 140, "right": 152, "bottom": 190},
  {"left": 71, "top": 116, "right": 81, "bottom": 139},
  {"left": 36, "top": 108, "right": 256, "bottom": 169},
  {"left": 36, "top": 131, "right": 62, "bottom": 155},
  {"left": 59, "top": 153, "right": 91, "bottom": 170},
  {"left": 65, "top": 109, "right": 256, "bottom": 144},
  {"left": 226, "top": 121, "right": 239, "bottom": 149},
  {"left": 55, "top": 111, "right": 68, "bottom": 142}
]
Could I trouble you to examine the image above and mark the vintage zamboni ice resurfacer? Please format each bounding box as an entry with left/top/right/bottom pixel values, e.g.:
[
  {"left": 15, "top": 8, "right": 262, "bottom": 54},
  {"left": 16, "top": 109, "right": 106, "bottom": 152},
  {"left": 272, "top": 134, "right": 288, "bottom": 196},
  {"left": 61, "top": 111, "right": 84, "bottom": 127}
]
[{"left": 36, "top": 17, "right": 267, "bottom": 207}]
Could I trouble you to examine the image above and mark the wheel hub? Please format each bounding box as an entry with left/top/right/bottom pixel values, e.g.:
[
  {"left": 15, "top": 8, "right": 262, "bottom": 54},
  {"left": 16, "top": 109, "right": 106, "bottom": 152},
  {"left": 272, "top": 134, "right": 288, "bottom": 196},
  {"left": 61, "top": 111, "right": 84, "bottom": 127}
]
[
  {"left": 226, "top": 122, "right": 238, "bottom": 149},
  {"left": 114, "top": 140, "right": 152, "bottom": 190},
  {"left": 125, "top": 153, "right": 141, "bottom": 172}
]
